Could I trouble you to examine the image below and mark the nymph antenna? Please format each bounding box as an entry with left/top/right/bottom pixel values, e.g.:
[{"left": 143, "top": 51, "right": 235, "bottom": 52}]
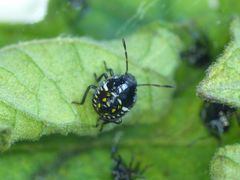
[
  {"left": 137, "top": 84, "right": 174, "bottom": 88},
  {"left": 122, "top": 38, "right": 128, "bottom": 74}
]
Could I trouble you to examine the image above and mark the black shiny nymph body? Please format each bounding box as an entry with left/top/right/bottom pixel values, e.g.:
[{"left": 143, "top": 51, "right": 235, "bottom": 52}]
[
  {"left": 200, "top": 102, "right": 236, "bottom": 140},
  {"left": 92, "top": 74, "right": 137, "bottom": 121},
  {"left": 188, "top": 102, "right": 240, "bottom": 146},
  {"left": 72, "top": 39, "right": 173, "bottom": 131},
  {"left": 111, "top": 143, "right": 147, "bottom": 180}
]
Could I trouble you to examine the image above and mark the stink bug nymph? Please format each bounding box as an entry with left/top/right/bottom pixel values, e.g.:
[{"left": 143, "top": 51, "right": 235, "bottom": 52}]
[
  {"left": 181, "top": 30, "right": 211, "bottom": 68},
  {"left": 188, "top": 102, "right": 240, "bottom": 146},
  {"left": 72, "top": 39, "right": 173, "bottom": 131},
  {"left": 111, "top": 145, "right": 147, "bottom": 180},
  {"left": 200, "top": 102, "right": 237, "bottom": 141}
]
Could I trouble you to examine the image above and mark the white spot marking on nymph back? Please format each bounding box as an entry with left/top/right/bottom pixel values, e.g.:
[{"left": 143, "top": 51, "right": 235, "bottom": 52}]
[
  {"left": 103, "top": 83, "right": 108, "bottom": 91},
  {"left": 121, "top": 84, "right": 128, "bottom": 91},
  {"left": 117, "top": 99, "right": 122, "bottom": 105},
  {"left": 122, "top": 107, "right": 129, "bottom": 111},
  {"left": 111, "top": 92, "right": 117, "bottom": 97}
]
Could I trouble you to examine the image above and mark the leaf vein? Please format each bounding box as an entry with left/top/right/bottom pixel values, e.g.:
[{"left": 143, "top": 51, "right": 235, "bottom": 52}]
[{"left": 15, "top": 47, "right": 78, "bottom": 121}]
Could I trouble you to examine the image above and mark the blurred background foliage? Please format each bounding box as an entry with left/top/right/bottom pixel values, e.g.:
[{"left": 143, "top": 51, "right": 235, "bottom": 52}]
[{"left": 0, "top": 0, "right": 240, "bottom": 179}]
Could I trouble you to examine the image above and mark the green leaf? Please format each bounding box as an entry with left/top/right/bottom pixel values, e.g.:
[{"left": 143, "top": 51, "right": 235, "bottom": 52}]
[
  {"left": 197, "top": 17, "right": 240, "bottom": 107},
  {"left": 0, "top": 63, "right": 219, "bottom": 179},
  {"left": 0, "top": 24, "right": 182, "bottom": 151},
  {"left": 210, "top": 144, "right": 240, "bottom": 180},
  {"left": 0, "top": 61, "right": 223, "bottom": 179},
  {"left": 0, "top": 135, "right": 216, "bottom": 180}
]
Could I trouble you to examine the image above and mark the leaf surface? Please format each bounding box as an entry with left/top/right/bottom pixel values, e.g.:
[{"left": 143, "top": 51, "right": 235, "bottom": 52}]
[
  {"left": 210, "top": 144, "right": 240, "bottom": 180},
  {"left": 0, "top": 24, "right": 182, "bottom": 150},
  {"left": 197, "top": 18, "right": 240, "bottom": 108}
]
